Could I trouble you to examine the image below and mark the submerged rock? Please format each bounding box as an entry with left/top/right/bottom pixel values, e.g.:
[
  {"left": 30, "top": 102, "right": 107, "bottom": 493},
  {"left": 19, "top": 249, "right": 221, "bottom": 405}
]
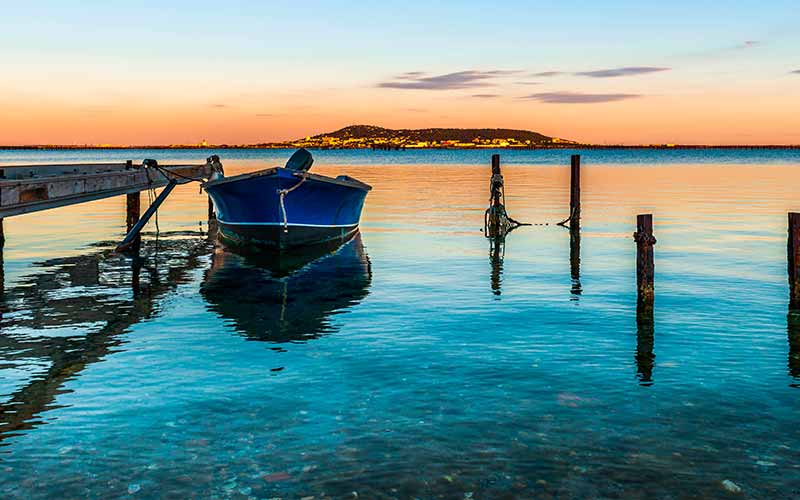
[{"left": 721, "top": 480, "right": 742, "bottom": 494}]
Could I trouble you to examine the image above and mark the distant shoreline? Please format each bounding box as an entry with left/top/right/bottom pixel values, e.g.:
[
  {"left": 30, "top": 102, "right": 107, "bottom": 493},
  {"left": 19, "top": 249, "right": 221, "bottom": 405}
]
[{"left": 1, "top": 145, "right": 799, "bottom": 151}]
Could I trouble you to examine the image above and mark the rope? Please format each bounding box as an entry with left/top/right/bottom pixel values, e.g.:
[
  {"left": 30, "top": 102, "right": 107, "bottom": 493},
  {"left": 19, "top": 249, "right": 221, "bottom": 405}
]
[
  {"left": 277, "top": 173, "right": 309, "bottom": 232},
  {"left": 152, "top": 164, "right": 206, "bottom": 183}
]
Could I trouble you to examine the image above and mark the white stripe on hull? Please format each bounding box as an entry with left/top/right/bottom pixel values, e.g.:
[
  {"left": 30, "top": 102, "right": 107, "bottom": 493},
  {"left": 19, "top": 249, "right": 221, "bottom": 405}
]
[{"left": 217, "top": 220, "right": 359, "bottom": 228}]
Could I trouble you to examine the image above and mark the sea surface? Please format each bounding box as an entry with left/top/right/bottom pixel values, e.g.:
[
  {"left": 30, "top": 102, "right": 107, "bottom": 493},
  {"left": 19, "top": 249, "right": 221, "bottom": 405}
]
[{"left": 1, "top": 148, "right": 799, "bottom": 499}]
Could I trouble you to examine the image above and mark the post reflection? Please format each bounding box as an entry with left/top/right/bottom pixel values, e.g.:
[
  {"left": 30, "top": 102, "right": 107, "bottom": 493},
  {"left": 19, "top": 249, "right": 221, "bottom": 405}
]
[
  {"left": 788, "top": 309, "right": 800, "bottom": 386},
  {"left": 201, "top": 233, "right": 371, "bottom": 343},
  {"left": 569, "top": 228, "right": 582, "bottom": 299},
  {"left": 489, "top": 236, "right": 505, "bottom": 296},
  {"left": 635, "top": 300, "right": 655, "bottom": 386},
  {"left": 0, "top": 232, "right": 214, "bottom": 445}
]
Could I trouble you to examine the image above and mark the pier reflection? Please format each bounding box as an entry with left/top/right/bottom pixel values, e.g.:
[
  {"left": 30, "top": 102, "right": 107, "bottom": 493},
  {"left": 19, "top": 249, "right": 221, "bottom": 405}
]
[
  {"left": 0, "top": 232, "right": 214, "bottom": 445},
  {"left": 201, "top": 233, "right": 371, "bottom": 343}
]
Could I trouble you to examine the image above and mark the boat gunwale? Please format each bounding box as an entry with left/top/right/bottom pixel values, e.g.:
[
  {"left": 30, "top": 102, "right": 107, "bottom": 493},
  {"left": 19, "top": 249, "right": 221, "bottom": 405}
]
[{"left": 202, "top": 167, "right": 372, "bottom": 191}]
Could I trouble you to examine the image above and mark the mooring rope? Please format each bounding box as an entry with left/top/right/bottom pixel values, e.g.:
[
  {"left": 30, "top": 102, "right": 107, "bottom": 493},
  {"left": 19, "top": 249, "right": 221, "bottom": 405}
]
[{"left": 277, "top": 173, "right": 310, "bottom": 232}]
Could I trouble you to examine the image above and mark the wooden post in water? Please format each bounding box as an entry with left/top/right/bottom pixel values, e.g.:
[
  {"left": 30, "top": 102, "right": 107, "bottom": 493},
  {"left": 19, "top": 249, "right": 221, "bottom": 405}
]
[
  {"left": 633, "top": 214, "right": 656, "bottom": 306},
  {"left": 126, "top": 193, "right": 141, "bottom": 232},
  {"left": 788, "top": 213, "right": 800, "bottom": 308},
  {"left": 569, "top": 155, "right": 581, "bottom": 231},
  {"left": 208, "top": 197, "right": 215, "bottom": 220},
  {"left": 0, "top": 219, "right": 5, "bottom": 248},
  {"left": 126, "top": 192, "right": 141, "bottom": 250},
  {"left": 633, "top": 213, "right": 656, "bottom": 385},
  {"left": 485, "top": 154, "right": 505, "bottom": 238}
]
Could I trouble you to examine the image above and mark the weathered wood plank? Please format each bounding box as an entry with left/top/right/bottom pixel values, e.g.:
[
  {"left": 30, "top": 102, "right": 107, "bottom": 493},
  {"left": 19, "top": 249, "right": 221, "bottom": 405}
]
[{"left": 0, "top": 163, "right": 212, "bottom": 218}]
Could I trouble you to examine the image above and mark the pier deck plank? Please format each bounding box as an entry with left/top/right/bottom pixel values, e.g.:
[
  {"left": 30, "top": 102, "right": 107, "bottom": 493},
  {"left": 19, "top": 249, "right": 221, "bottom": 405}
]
[{"left": 0, "top": 162, "right": 212, "bottom": 218}]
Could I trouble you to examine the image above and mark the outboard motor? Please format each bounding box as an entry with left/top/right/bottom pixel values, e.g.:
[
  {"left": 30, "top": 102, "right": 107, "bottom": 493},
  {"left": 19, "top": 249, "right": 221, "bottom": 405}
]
[{"left": 285, "top": 148, "right": 314, "bottom": 172}]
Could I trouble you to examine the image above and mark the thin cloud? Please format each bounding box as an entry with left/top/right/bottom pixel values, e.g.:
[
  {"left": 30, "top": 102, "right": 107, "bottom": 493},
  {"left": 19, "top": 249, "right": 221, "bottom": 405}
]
[
  {"left": 791, "top": 69, "right": 800, "bottom": 74},
  {"left": 575, "top": 66, "right": 670, "bottom": 78},
  {"left": 255, "top": 113, "right": 274, "bottom": 117},
  {"left": 521, "top": 91, "right": 641, "bottom": 104},
  {"left": 378, "top": 70, "right": 522, "bottom": 90},
  {"left": 515, "top": 81, "right": 542, "bottom": 86},
  {"left": 736, "top": 40, "right": 760, "bottom": 49},
  {"left": 471, "top": 93, "right": 500, "bottom": 98},
  {"left": 210, "top": 104, "right": 229, "bottom": 109},
  {"left": 531, "top": 71, "right": 564, "bottom": 77}
]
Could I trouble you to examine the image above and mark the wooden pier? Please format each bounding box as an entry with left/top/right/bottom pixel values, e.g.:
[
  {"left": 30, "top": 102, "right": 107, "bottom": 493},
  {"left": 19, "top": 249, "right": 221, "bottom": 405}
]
[{"left": 0, "top": 157, "right": 218, "bottom": 245}]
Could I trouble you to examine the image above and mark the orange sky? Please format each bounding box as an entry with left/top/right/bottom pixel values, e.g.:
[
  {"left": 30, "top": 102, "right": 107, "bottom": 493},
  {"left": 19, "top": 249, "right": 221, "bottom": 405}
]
[{"left": 2, "top": 2, "right": 799, "bottom": 145}]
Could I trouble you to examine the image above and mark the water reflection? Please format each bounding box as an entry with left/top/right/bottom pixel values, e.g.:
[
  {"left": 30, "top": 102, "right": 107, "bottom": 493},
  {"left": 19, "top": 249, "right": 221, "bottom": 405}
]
[
  {"left": 788, "top": 309, "right": 800, "bottom": 386},
  {"left": 489, "top": 236, "right": 505, "bottom": 296},
  {"left": 0, "top": 233, "right": 214, "bottom": 445},
  {"left": 201, "top": 234, "right": 371, "bottom": 343},
  {"left": 635, "top": 301, "right": 655, "bottom": 386},
  {"left": 569, "top": 228, "right": 582, "bottom": 299}
]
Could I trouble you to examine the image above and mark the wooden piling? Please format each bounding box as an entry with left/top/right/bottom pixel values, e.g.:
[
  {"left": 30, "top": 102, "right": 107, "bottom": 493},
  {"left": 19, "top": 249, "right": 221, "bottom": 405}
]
[
  {"left": 126, "top": 192, "right": 141, "bottom": 250},
  {"left": 126, "top": 193, "right": 141, "bottom": 232},
  {"left": 208, "top": 197, "right": 215, "bottom": 220},
  {"left": 491, "top": 154, "right": 501, "bottom": 177},
  {"left": 634, "top": 214, "right": 656, "bottom": 306},
  {"left": 0, "top": 218, "right": 5, "bottom": 248},
  {"left": 789, "top": 213, "right": 800, "bottom": 307},
  {"left": 485, "top": 154, "right": 506, "bottom": 238},
  {"left": 569, "top": 154, "right": 581, "bottom": 231}
]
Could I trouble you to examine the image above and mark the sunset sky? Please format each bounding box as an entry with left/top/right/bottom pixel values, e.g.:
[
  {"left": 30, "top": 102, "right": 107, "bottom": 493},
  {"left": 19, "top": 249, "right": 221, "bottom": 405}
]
[{"left": 2, "top": 1, "right": 798, "bottom": 145}]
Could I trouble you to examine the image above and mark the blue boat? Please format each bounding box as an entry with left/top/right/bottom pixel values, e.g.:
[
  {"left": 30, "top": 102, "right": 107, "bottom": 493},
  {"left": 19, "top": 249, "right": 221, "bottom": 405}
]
[{"left": 202, "top": 150, "right": 371, "bottom": 250}]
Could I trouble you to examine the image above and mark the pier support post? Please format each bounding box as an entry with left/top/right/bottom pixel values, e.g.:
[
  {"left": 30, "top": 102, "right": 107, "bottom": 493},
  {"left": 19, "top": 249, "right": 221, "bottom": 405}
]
[
  {"left": 208, "top": 197, "right": 215, "bottom": 220},
  {"left": 0, "top": 218, "right": 5, "bottom": 248},
  {"left": 789, "top": 213, "right": 800, "bottom": 308},
  {"left": 126, "top": 192, "right": 141, "bottom": 250},
  {"left": 569, "top": 155, "right": 581, "bottom": 231},
  {"left": 634, "top": 214, "right": 656, "bottom": 307},
  {"left": 126, "top": 193, "right": 141, "bottom": 232}
]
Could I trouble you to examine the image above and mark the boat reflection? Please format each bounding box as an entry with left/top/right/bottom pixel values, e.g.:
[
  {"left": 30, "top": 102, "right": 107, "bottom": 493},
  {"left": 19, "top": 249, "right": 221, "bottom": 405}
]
[
  {"left": 0, "top": 232, "right": 214, "bottom": 446},
  {"left": 201, "top": 233, "right": 371, "bottom": 343}
]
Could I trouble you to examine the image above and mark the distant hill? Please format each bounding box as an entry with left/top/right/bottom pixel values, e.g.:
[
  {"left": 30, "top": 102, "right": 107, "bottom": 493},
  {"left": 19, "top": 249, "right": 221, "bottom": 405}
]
[{"left": 308, "top": 125, "right": 566, "bottom": 145}]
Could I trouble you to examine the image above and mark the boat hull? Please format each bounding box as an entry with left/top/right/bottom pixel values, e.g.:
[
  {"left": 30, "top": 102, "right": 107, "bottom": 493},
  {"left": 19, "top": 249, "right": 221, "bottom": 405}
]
[{"left": 204, "top": 168, "right": 370, "bottom": 251}]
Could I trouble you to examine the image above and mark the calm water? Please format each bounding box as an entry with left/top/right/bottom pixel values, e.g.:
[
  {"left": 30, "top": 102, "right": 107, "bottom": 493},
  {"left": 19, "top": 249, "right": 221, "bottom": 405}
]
[{"left": 1, "top": 149, "right": 799, "bottom": 499}]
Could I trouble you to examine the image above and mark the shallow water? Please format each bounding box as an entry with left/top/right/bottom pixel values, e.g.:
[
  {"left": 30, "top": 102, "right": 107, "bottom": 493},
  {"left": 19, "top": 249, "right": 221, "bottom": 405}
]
[{"left": 1, "top": 150, "right": 799, "bottom": 499}]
